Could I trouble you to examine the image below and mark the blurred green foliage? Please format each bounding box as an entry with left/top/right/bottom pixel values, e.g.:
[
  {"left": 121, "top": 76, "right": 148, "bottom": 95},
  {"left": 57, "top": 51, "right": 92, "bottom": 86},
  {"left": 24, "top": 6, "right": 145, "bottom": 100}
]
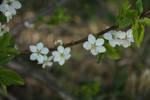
[
  {"left": 74, "top": 82, "right": 101, "bottom": 100},
  {"left": 0, "top": 33, "right": 20, "bottom": 65},
  {"left": 0, "top": 33, "right": 23, "bottom": 95},
  {"left": 37, "top": 7, "right": 72, "bottom": 28}
]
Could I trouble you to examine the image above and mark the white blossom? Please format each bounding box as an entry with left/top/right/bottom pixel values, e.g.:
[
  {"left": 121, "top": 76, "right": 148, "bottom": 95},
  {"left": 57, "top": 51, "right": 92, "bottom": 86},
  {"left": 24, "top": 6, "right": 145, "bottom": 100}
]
[
  {"left": 52, "top": 46, "right": 71, "bottom": 65},
  {"left": 42, "top": 56, "right": 53, "bottom": 68},
  {"left": 54, "top": 40, "right": 63, "bottom": 46},
  {"left": 83, "top": 34, "right": 106, "bottom": 56},
  {"left": 0, "top": 0, "right": 22, "bottom": 22},
  {"left": 104, "top": 28, "right": 134, "bottom": 48},
  {"left": 29, "top": 42, "right": 49, "bottom": 64}
]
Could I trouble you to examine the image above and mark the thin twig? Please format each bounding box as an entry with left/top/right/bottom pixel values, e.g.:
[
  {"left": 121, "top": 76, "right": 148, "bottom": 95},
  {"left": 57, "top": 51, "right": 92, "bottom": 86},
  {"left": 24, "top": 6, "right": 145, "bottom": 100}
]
[{"left": 48, "top": 10, "right": 150, "bottom": 50}]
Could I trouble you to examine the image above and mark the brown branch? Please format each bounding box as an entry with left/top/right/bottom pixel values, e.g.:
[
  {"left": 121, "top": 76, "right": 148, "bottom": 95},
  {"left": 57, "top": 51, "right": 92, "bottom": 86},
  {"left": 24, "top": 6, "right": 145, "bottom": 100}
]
[
  {"left": 49, "top": 10, "right": 150, "bottom": 50},
  {"left": 50, "top": 25, "right": 119, "bottom": 50},
  {"left": 20, "top": 10, "right": 150, "bottom": 54}
]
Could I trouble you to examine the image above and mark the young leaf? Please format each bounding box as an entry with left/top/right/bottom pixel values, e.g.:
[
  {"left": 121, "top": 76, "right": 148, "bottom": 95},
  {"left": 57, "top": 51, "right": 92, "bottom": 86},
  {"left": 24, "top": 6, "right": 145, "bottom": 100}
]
[
  {"left": 0, "top": 33, "right": 20, "bottom": 65},
  {"left": 136, "top": 0, "right": 143, "bottom": 14},
  {"left": 132, "top": 21, "right": 145, "bottom": 47},
  {"left": 1, "top": 83, "right": 7, "bottom": 96},
  {"left": 119, "top": 17, "right": 131, "bottom": 28},
  {"left": 117, "top": 1, "right": 138, "bottom": 28},
  {"left": 121, "top": 1, "right": 131, "bottom": 11},
  {"left": 0, "top": 69, "right": 24, "bottom": 85},
  {"left": 105, "top": 43, "right": 121, "bottom": 60},
  {"left": 140, "top": 17, "right": 150, "bottom": 26},
  {"left": 118, "top": 1, "right": 131, "bottom": 19},
  {"left": 125, "top": 10, "right": 138, "bottom": 22}
]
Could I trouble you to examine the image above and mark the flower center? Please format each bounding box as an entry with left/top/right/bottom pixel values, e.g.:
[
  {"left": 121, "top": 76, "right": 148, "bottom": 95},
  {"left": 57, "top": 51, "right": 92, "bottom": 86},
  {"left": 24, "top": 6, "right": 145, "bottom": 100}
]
[
  {"left": 60, "top": 53, "right": 65, "bottom": 57},
  {"left": 36, "top": 50, "right": 41, "bottom": 55},
  {"left": 91, "top": 44, "right": 96, "bottom": 49}
]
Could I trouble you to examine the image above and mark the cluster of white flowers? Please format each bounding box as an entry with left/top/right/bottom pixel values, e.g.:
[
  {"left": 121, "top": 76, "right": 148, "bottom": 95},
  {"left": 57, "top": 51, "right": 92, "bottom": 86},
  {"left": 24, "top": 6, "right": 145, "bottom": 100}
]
[
  {"left": 83, "top": 34, "right": 106, "bottom": 55},
  {"left": 29, "top": 41, "right": 71, "bottom": 68},
  {"left": 29, "top": 27, "right": 134, "bottom": 68},
  {"left": 0, "top": 0, "right": 21, "bottom": 37},
  {"left": 83, "top": 28, "right": 134, "bottom": 56},
  {"left": 104, "top": 29, "right": 134, "bottom": 48},
  {"left": 0, "top": 0, "right": 22, "bottom": 22}
]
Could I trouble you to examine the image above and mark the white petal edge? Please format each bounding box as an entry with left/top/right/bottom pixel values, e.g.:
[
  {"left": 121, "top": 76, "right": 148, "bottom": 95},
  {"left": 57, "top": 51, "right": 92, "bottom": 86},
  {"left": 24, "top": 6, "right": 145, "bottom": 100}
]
[
  {"left": 96, "top": 38, "right": 104, "bottom": 46},
  {"left": 88, "top": 34, "right": 96, "bottom": 44},
  {"left": 37, "top": 42, "right": 44, "bottom": 50},
  {"left": 83, "top": 42, "right": 91, "bottom": 50},
  {"left": 29, "top": 45, "right": 37, "bottom": 52},
  {"left": 57, "top": 46, "right": 64, "bottom": 53},
  {"left": 30, "top": 53, "right": 38, "bottom": 61},
  {"left": 41, "top": 48, "right": 49, "bottom": 54}
]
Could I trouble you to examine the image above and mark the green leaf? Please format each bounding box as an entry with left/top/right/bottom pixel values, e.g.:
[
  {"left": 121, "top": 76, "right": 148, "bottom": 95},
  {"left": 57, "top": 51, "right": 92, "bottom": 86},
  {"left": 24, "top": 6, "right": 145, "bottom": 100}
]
[
  {"left": 1, "top": 83, "right": 7, "bottom": 96},
  {"left": 0, "top": 33, "right": 20, "bottom": 65},
  {"left": 119, "top": 17, "right": 131, "bottom": 28},
  {"left": 121, "top": 1, "right": 131, "bottom": 11},
  {"left": 97, "top": 53, "right": 104, "bottom": 63},
  {"left": 0, "top": 15, "right": 7, "bottom": 23},
  {"left": 132, "top": 21, "right": 145, "bottom": 47},
  {"left": 125, "top": 10, "right": 138, "bottom": 22},
  {"left": 140, "top": 17, "right": 150, "bottom": 26},
  {"left": 118, "top": 1, "right": 138, "bottom": 28},
  {"left": 136, "top": 0, "right": 143, "bottom": 14},
  {"left": 105, "top": 43, "right": 121, "bottom": 60},
  {"left": 118, "top": 1, "right": 131, "bottom": 19},
  {"left": 0, "top": 69, "right": 24, "bottom": 85}
]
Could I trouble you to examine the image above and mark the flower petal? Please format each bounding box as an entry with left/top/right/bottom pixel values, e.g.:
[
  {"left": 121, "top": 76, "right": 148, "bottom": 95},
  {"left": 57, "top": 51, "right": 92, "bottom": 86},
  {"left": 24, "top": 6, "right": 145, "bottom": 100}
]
[
  {"left": 12, "top": 1, "right": 22, "bottom": 9},
  {"left": 116, "top": 31, "right": 126, "bottom": 39},
  {"left": 88, "top": 34, "right": 96, "bottom": 44},
  {"left": 64, "top": 47, "right": 71, "bottom": 54},
  {"left": 29, "top": 45, "right": 37, "bottom": 52},
  {"left": 58, "top": 58, "right": 65, "bottom": 65},
  {"left": 30, "top": 53, "right": 38, "bottom": 61},
  {"left": 53, "top": 53, "right": 61, "bottom": 62},
  {"left": 65, "top": 54, "right": 71, "bottom": 60},
  {"left": 41, "top": 47, "right": 49, "bottom": 54},
  {"left": 37, "top": 42, "right": 44, "bottom": 50},
  {"left": 57, "top": 46, "right": 64, "bottom": 53},
  {"left": 104, "top": 32, "right": 112, "bottom": 40},
  {"left": 37, "top": 55, "right": 44, "bottom": 64},
  {"left": 96, "top": 46, "right": 106, "bottom": 53},
  {"left": 122, "top": 40, "right": 131, "bottom": 48},
  {"left": 109, "top": 40, "right": 117, "bottom": 47},
  {"left": 96, "top": 38, "right": 104, "bottom": 46},
  {"left": 52, "top": 51, "right": 58, "bottom": 56},
  {"left": 91, "top": 49, "right": 98, "bottom": 56},
  {"left": 83, "top": 42, "right": 91, "bottom": 50}
]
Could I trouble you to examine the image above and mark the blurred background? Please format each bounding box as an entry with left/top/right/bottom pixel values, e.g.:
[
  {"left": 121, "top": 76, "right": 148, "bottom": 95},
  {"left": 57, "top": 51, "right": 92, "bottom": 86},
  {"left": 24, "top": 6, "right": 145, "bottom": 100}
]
[{"left": 1, "top": 0, "right": 150, "bottom": 100}]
